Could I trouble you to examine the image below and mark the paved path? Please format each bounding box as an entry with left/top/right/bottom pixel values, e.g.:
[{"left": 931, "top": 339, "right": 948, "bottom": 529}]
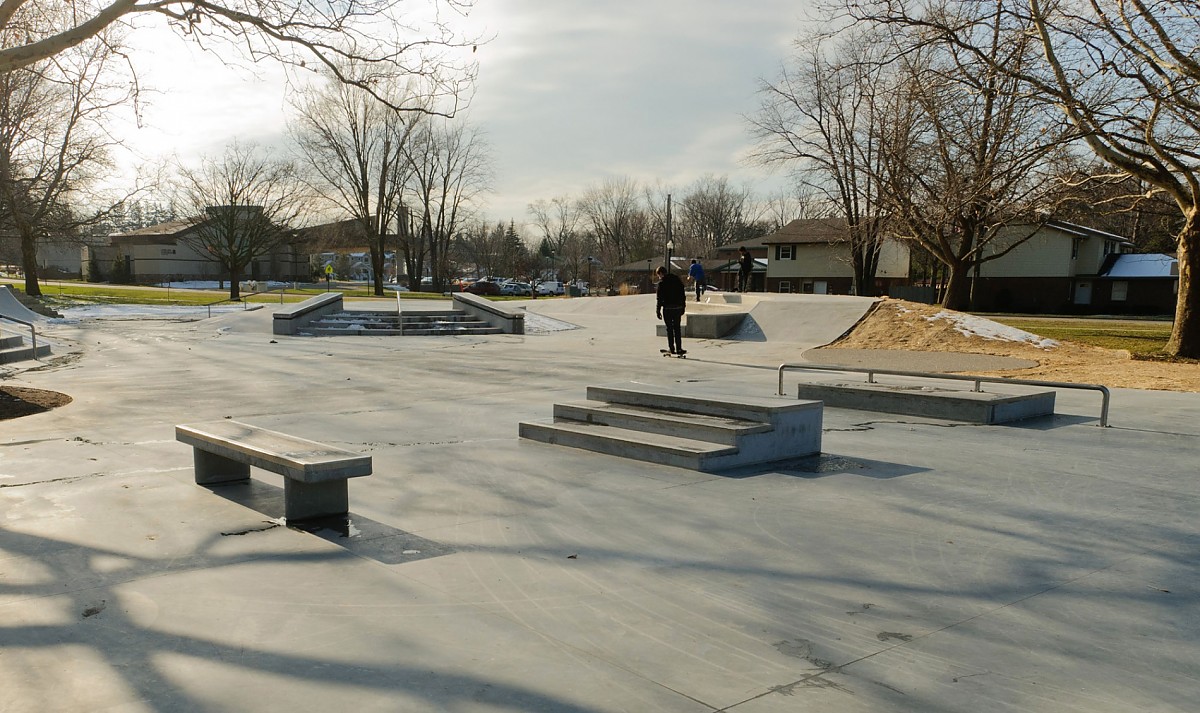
[{"left": 2, "top": 295, "right": 1197, "bottom": 712}]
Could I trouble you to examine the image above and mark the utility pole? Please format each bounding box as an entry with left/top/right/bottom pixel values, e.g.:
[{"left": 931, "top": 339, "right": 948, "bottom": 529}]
[{"left": 664, "top": 193, "right": 673, "bottom": 271}]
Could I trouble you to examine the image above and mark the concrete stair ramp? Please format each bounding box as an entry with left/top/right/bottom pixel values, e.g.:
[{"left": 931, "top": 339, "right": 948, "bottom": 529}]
[
  {"left": 520, "top": 383, "right": 823, "bottom": 472},
  {"left": 303, "top": 308, "right": 502, "bottom": 336}
]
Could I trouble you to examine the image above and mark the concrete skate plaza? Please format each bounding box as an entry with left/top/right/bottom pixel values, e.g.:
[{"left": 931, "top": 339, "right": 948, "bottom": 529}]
[{"left": 3, "top": 294, "right": 1198, "bottom": 712}]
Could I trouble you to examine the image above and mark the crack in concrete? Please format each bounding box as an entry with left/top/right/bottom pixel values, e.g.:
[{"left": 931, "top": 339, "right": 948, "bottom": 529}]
[{"left": 0, "top": 472, "right": 112, "bottom": 488}]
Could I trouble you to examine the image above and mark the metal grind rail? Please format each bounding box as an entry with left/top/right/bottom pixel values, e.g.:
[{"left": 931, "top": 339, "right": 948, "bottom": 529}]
[
  {"left": 1, "top": 314, "right": 37, "bottom": 360},
  {"left": 777, "top": 363, "right": 1111, "bottom": 427}
]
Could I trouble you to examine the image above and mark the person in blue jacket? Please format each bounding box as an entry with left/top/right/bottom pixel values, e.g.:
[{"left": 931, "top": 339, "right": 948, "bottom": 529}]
[
  {"left": 655, "top": 265, "right": 687, "bottom": 355},
  {"left": 688, "top": 258, "right": 706, "bottom": 302}
]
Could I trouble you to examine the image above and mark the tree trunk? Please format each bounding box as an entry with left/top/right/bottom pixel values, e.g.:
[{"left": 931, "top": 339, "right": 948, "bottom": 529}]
[
  {"left": 941, "top": 262, "right": 972, "bottom": 311},
  {"left": 1165, "top": 215, "right": 1199, "bottom": 358},
  {"left": 228, "top": 267, "right": 242, "bottom": 300},
  {"left": 20, "top": 228, "right": 41, "bottom": 297}
]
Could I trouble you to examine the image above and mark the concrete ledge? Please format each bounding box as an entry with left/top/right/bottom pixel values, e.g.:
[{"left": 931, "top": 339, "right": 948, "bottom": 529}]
[
  {"left": 657, "top": 311, "right": 747, "bottom": 339},
  {"left": 272, "top": 293, "right": 343, "bottom": 335},
  {"left": 796, "top": 381, "right": 1056, "bottom": 424},
  {"left": 453, "top": 292, "right": 525, "bottom": 334}
]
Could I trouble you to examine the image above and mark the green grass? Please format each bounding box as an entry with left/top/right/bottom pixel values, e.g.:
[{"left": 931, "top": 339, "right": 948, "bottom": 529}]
[{"left": 990, "top": 317, "right": 1173, "bottom": 357}]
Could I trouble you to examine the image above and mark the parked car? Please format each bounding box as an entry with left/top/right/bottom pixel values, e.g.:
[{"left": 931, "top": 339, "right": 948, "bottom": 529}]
[
  {"left": 536, "top": 280, "right": 565, "bottom": 296},
  {"left": 501, "top": 281, "right": 533, "bottom": 296},
  {"left": 465, "top": 279, "right": 502, "bottom": 296}
]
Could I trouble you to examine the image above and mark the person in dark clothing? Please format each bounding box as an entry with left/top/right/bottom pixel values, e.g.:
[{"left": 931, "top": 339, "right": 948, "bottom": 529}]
[
  {"left": 655, "top": 265, "right": 687, "bottom": 355},
  {"left": 738, "top": 246, "right": 754, "bottom": 292},
  {"left": 688, "top": 258, "right": 706, "bottom": 302}
]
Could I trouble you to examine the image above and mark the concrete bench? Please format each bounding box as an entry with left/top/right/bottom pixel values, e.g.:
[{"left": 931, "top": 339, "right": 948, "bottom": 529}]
[{"left": 176, "top": 420, "right": 372, "bottom": 520}]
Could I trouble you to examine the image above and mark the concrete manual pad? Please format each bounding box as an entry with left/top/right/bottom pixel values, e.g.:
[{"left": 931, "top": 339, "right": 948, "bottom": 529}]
[
  {"left": 2, "top": 295, "right": 1199, "bottom": 712},
  {"left": 796, "top": 380, "right": 1056, "bottom": 423}
]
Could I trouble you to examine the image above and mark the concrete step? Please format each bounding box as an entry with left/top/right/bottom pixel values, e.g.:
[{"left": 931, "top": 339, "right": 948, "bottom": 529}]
[
  {"left": 403, "top": 325, "right": 503, "bottom": 335},
  {"left": 795, "top": 381, "right": 1056, "bottom": 424},
  {"left": 400, "top": 310, "right": 466, "bottom": 318},
  {"left": 518, "top": 420, "right": 740, "bottom": 471},
  {"left": 554, "top": 401, "right": 771, "bottom": 446},
  {"left": 0, "top": 341, "right": 52, "bottom": 363},
  {"left": 308, "top": 326, "right": 405, "bottom": 336},
  {"left": 1, "top": 334, "right": 24, "bottom": 349},
  {"left": 402, "top": 316, "right": 475, "bottom": 324},
  {"left": 586, "top": 384, "right": 818, "bottom": 424}
]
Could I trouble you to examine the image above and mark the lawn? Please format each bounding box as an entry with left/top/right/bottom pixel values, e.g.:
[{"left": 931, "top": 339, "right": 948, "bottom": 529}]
[{"left": 990, "top": 317, "right": 1173, "bottom": 358}]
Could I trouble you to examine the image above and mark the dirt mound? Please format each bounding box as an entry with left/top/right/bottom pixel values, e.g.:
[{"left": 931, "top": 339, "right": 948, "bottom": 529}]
[
  {"left": 0, "top": 386, "right": 72, "bottom": 420},
  {"left": 823, "top": 299, "right": 1200, "bottom": 392}
]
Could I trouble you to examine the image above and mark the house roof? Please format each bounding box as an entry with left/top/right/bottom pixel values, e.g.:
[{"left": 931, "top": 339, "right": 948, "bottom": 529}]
[
  {"left": 1044, "top": 219, "right": 1135, "bottom": 246},
  {"left": 715, "top": 234, "right": 772, "bottom": 254},
  {"left": 112, "top": 219, "right": 194, "bottom": 238},
  {"left": 1099, "top": 253, "right": 1178, "bottom": 278},
  {"left": 760, "top": 217, "right": 849, "bottom": 245}
]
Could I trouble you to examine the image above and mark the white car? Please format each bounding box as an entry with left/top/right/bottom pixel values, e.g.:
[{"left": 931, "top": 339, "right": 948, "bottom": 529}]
[
  {"left": 536, "top": 281, "right": 565, "bottom": 296},
  {"left": 500, "top": 281, "right": 533, "bottom": 296}
]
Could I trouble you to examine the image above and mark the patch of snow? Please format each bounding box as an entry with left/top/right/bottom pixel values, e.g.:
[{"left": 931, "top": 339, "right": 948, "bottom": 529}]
[
  {"left": 153, "top": 280, "right": 290, "bottom": 290},
  {"left": 926, "top": 311, "right": 1059, "bottom": 349},
  {"left": 49, "top": 304, "right": 247, "bottom": 322}
]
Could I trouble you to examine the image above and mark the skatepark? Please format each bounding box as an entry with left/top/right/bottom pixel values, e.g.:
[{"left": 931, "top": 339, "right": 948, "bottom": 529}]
[{"left": 2, "top": 292, "right": 1198, "bottom": 712}]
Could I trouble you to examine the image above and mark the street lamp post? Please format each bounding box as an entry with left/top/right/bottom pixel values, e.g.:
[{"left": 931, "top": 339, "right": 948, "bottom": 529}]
[{"left": 666, "top": 240, "right": 674, "bottom": 274}]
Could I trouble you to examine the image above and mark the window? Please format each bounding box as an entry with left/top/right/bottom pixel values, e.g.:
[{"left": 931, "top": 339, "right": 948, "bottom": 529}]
[
  {"left": 1111, "top": 281, "right": 1128, "bottom": 301},
  {"left": 779, "top": 281, "right": 792, "bottom": 293},
  {"left": 776, "top": 245, "right": 794, "bottom": 260},
  {"left": 1071, "top": 238, "right": 1081, "bottom": 259},
  {"left": 161, "top": 248, "right": 176, "bottom": 256}
]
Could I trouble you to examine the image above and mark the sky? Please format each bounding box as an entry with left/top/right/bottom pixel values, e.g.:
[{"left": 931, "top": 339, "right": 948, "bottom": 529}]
[{"left": 114, "top": 1, "right": 814, "bottom": 228}]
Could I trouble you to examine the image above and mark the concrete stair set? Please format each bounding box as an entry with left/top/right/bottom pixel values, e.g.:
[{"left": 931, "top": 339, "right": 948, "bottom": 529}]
[
  {"left": 0, "top": 333, "right": 51, "bottom": 364},
  {"left": 304, "top": 308, "right": 503, "bottom": 336},
  {"left": 520, "top": 385, "right": 823, "bottom": 472}
]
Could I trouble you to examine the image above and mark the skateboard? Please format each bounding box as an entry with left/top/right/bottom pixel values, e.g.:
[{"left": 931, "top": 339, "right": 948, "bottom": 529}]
[{"left": 660, "top": 349, "right": 687, "bottom": 358}]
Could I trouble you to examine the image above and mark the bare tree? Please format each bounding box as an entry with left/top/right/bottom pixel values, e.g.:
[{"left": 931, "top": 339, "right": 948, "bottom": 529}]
[
  {"left": 0, "top": 1, "right": 478, "bottom": 112},
  {"left": 847, "top": 0, "right": 1200, "bottom": 355},
  {"left": 0, "top": 21, "right": 135, "bottom": 296},
  {"left": 577, "top": 177, "right": 643, "bottom": 266},
  {"left": 873, "top": 9, "right": 1075, "bottom": 309},
  {"left": 674, "top": 174, "right": 753, "bottom": 255},
  {"left": 292, "top": 67, "right": 422, "bottom": 295},
  {"left": 400, "top": 117, "right": 491, "bottom": 290},
  {"left": 528, "top": 194, "right": 587, "bottom": 280},
  {"left": 175, "top": 141, "right": 306, "bottom": 299},
  {"left": 752, "top": 32, "right": 895, "bottom": 296},
  {"left": 759, "top": 186, "right": 828, "bottom": 233},
  {"left": 454, "top": 219, "right": 503, "bottom": 277}
]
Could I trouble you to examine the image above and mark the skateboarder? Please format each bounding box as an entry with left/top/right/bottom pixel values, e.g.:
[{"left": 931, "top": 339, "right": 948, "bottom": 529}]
[
  {"left": 738, "top": 246, "right": 753, "bottom": 293},
  {"left": 688, "top": 258, "right": 706, "bottom": 302},
  {"left": 655, "top": 265, "right": 687, "bottom": 356}
]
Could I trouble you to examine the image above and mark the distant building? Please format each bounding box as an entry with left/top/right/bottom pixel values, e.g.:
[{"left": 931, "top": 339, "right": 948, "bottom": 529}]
[
  {"left": 85, "top": 215, "right": 307, "bottom": 284},
  {"left": 761, "top": 218, "right": 910, "bottom": 295},
  {"left": 970, "top": 220, "right": 1177, "bottom": 314}
]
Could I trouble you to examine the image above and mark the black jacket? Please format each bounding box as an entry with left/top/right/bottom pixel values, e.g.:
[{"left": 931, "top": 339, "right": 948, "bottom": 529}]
[{"left": 656, "top": 273, "right": 686, "bottom": 310}]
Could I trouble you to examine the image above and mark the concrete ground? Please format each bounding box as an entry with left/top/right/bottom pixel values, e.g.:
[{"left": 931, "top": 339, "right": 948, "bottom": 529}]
[{"left": 2, "top": 293, "right": 1197, "bottom": 712}]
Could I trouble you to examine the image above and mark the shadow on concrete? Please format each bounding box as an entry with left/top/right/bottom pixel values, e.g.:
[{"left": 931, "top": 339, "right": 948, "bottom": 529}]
[
  {"left": 718, "top": 453, "right": 928, "bottom": 480},
  {"left": 0, "top": 526, "right": 606, "bottom": 713},
  {"left": 206, "top": 479, "right": 454, "bottom": 565}
]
